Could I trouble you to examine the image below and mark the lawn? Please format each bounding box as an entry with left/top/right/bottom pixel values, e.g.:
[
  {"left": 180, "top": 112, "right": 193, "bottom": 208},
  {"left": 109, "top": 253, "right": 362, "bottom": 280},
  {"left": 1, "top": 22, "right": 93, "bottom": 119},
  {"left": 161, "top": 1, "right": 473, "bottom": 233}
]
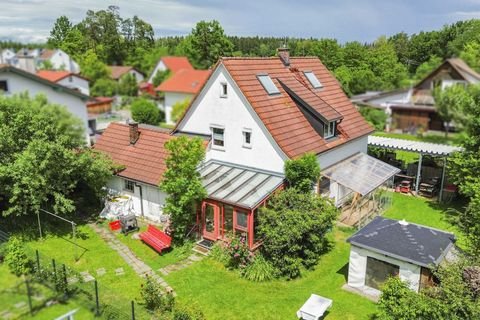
[
  {"left": 25, "top": 224, "right": 150, "bottom": 319},
  {"left": 383, "top": 192, "right": 466, "bottom": 248},
  {"left": 165, "top": 228, "right": 377, "bottom": 320}
]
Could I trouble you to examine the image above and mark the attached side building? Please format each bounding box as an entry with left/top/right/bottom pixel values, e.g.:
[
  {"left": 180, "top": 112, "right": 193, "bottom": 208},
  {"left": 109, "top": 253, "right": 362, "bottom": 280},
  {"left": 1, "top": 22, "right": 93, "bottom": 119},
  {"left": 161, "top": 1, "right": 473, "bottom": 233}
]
[{"left": 37, "top": 70, "right": 90, "bottom": 95}]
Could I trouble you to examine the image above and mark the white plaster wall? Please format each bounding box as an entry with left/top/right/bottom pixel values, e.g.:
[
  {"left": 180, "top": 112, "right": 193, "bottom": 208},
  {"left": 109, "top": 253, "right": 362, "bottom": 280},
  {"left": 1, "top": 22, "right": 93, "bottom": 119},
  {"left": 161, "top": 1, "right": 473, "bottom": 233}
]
[
  {"left": 348, "top": 245, "right": 421, "bottom": 292},
  {"left": 318, "top": 135, "right": 368, "bottom": 170},
  {"left": 58, "top": 76, "right": 90, "bottom": 95},
  {"left": 0, "top": 72, "right": 90, "bottom": 144},
  {"left": 164, "top": 92, "right": 193, "bottom": 124},
  {"left": 177, "top": 65, "right": 287, "bottom": 173},
  {"left": 129, "top": 70, "right": 145, "bottom": 84},
  {"left": 50, "top": 50, "right": 80, "bottom": 73},
  {"left": 148, "top": 60, "right": 167, "bottom": 83},
  {"left": 107, "top": 176, "right": 167, "bottom": 222}
]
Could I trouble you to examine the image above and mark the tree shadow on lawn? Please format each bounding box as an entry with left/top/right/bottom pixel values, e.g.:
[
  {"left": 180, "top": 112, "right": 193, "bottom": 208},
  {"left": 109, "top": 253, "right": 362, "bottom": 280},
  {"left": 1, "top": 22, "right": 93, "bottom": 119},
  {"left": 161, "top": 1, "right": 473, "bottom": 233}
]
[{"left": 426, "top": 196, "right": 467, "bottom": 227}]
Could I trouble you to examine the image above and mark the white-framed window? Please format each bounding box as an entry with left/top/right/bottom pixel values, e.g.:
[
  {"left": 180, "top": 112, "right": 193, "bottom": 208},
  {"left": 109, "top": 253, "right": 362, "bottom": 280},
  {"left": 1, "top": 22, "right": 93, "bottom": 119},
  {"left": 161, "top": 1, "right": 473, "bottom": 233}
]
[
  {"left": 68, "top": 76, "right": 73, "bottom": 83},
  {"left": 220, "top": 82, "right": 228, "bottom": 98},
  {"left": 211, "top": 126, "right": 225, "bottom": 148},
  {"left": 0, "top": 80, "right": 8, "bottom": 93},
  {"left": 242, "top": 129, "right": 252, "bottom": 148},
  {"left": 304, "top": 71, "right": 323, "bottom": 89},
  {"left": 324, "top": 121, "right": 336, "bottom": 139},
  {"left": 124, "top": 179, "right": 135, "bottom": 192}
]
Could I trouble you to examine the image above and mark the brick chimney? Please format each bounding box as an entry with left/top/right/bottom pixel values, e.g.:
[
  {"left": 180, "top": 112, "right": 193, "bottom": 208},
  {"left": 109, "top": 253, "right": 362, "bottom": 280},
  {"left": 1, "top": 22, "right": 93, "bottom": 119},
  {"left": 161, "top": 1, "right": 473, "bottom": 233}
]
[
  {"left": 128, "top": 120, "right": 139, "bottom": 145},
  {"left": 278, "top": 46, "right": 290, "bottom": 66}
]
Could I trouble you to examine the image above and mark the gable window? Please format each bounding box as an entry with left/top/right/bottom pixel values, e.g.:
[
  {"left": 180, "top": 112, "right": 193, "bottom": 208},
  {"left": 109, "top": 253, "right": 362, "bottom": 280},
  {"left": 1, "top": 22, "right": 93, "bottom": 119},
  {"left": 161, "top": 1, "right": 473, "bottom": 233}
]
[
  {"left": 242, "top": 129, "right": 252, "bottom": 148},
  {"left": 211, "top": 127, "right": 225, "bottom": 147},
  {"left": 304, "top": 71, "right": 323, "bottom": 89},
  {"left": 220, "top": 82, "right": 228, "bottom": 98},
  {"left": 258, "top": 74, "right": 280, "bottom": 95},
  {"left": 324, "top": 121, "right": 336, "bottom": 139},
  {"left": 68, "top": 76, "right": 73, "bottom": 83},
  {"left": 0, "top": 80, "right": 8, "bottom": 92},
  {"left": 124, "top": 179, "right": 135, "bottom": 192}
]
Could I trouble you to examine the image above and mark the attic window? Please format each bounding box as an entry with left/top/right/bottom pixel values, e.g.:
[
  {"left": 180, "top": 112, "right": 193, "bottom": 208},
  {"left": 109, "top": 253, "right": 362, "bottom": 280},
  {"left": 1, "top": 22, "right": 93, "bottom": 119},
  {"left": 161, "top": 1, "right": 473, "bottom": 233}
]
[
  {"left": 304, "top": 71, "right": 323, "bottom": 89},
  {"left": 257, "top": 75, "right": 280, "bottom": 95},
  {"left": 324, "top": 121, "right": 336, "bottom": 139},
  {"left": 220, "top": 82, "right": 228, "bottom": 98}
]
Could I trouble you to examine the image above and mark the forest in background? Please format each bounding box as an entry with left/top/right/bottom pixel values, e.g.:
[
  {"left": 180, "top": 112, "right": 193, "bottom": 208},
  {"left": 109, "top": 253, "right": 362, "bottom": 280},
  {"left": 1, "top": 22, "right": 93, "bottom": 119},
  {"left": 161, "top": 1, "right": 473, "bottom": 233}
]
[{"left": 3, "top": 5, "right": 480, "bottom": 96}]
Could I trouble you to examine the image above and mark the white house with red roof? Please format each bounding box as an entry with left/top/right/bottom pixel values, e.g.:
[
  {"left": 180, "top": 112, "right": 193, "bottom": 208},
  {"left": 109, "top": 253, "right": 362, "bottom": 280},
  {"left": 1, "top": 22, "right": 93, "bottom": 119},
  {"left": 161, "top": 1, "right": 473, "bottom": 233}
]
[
  {"left": 96, "top": 48, "right": 399, "bottom": 248},
  {"left": 37, "top": 49, "right": 80, "bottom": 74},
  {"left": 157, "top": 69, "right": 211, "bottom": 124},
  {"left": 37, "top": 70, "right": 90, "bottom": 95},
  {"left": 109, "top": 66, "right": 145, "bottom": 84},
  {"left": 147, "top": 56, "right": 194, "bottom": 84}
]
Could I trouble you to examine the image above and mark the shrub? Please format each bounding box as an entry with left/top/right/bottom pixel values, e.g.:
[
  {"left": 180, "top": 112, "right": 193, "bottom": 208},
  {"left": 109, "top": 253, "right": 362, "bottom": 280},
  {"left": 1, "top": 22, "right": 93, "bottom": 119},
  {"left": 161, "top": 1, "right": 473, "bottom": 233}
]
[
  {"left": 173, "top": 304, "right": 205, "bottom": 320},
  {"left": 258, "top": 188, "right": 337, "bottom": 278},
  {"left": 209, "top": 242, "right": 229, "bottom": 265},
  {"left": 242, "top": 254, "right": 276, "bottom": 282},
  {"left": 5, "top": 237, "right": 32, "bottom": 277},
  {"left": 118, "top": 73, "right": 138, "bottom": 97},
  {"left": 91, "top": 78, "right": 117, "bottom": 97},
  {"left": 131, "top": 98, "right": 162, "bottom": 125},
  {"left": 359, "top": 106, "right": 387, "bottom": 131},
  {"left": 284, "top": 153, "right": 320, "bottom": 193},
  {"left": 171, "top": 98, "right": 191, "bottom": 123},
  {"left": 140, "top": 275, "right": 174, "bottom": 312},
  {"left": 224, "top": 234, "right": 252, "bottom": 270}
]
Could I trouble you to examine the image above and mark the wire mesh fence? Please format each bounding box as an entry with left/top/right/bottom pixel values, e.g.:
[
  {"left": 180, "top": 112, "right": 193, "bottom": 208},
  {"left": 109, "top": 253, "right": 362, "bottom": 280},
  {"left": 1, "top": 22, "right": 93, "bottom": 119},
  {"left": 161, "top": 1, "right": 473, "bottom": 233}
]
[{"left": 0, "top": 247, "right": 138, "bottom": 319}]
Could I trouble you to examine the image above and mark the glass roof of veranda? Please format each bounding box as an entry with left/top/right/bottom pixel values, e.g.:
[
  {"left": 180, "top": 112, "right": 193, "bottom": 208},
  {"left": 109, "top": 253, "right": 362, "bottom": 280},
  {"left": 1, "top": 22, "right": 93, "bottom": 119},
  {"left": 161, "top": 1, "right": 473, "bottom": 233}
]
[{"left": 322, "top": 153, "right": 400, "bottom": 196}]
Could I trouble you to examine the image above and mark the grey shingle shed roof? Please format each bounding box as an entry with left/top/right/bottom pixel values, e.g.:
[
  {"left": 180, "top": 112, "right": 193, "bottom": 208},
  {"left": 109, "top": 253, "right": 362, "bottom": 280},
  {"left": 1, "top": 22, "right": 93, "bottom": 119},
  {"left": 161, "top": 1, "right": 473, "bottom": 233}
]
[{"left": 347, "top": 217, "right": 456, "bottom": 267}]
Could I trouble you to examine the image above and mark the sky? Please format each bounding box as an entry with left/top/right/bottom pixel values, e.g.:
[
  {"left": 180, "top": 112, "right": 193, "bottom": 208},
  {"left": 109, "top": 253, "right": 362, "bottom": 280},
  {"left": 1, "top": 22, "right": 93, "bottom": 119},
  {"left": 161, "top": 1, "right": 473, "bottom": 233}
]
[{"left": 1, "top": 0, "right": 480, "bottom": 43}]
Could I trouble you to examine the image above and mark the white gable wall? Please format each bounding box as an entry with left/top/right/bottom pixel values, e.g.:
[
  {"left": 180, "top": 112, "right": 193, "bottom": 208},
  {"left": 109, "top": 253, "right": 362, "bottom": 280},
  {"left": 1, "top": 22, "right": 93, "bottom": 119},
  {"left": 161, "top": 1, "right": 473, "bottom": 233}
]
[
  {"left": 128, "top": 69, "right": 145, "bottom": 84},
  {"left": 318, "top": 136, "right": 368, "bottom": 170},
  {"left": 0, "top": 71, "right": 90, "bottom": 144},
  {"left": 57, "top": 75, "right": 90, "bottom": 95},
  {"left": 177, "top": 64, "right": 287, "bottom": 173},
  {"left": 348, "top": 245, "right": 421, "bottom": 293},
  {"left": 49, "top": 50, "right": 80, "bottom": 73},
  {"left": 148, "top": 60, "right": 167, "bottom": 83}
]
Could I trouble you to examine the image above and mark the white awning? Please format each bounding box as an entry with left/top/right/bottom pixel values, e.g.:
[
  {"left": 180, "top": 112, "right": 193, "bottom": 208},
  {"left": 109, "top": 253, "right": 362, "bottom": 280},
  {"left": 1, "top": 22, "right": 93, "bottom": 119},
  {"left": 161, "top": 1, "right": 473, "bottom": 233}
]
[
  {"left": 322, "top": 153, "right": 400, "bottom": 196},
  {"left": 199, "top": 160, "right": 284, "bottom": 209},
  {"left": 368, "top": 135, "right": 462, "bottom": 156}
]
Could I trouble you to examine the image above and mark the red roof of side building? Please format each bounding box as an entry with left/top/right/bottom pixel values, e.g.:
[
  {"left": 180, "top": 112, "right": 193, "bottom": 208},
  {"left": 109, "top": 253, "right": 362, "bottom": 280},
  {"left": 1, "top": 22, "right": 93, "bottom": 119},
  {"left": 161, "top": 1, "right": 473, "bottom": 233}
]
[
  {"left": 37, "top": 70, "right": 75, "bottom": 82},
  {"left": 156, "top": 69, "right": 211, "bottom": 94},
  {"left": 177, "top": 56, "right": 373, "bottom": 159},
  {"left": 161, "top": 56, "right": 193, "bottom": 73},
  {"left": 94, "top": 122, "right": 175, "bottom": 185}
]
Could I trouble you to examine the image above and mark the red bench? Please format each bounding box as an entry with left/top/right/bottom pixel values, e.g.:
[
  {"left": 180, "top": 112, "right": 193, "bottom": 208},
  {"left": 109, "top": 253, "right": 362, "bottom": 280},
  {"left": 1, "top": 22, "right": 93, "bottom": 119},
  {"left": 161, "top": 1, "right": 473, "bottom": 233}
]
[{"left": 139, "top": 225, "right": 172, "bottom": 254}]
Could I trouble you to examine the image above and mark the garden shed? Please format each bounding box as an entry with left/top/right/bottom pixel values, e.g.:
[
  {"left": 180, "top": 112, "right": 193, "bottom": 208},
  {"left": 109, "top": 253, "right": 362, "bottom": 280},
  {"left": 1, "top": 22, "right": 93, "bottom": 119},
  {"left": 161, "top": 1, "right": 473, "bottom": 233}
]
[{"left": 346, "top": 217, "right": 456, "bottom": 296}]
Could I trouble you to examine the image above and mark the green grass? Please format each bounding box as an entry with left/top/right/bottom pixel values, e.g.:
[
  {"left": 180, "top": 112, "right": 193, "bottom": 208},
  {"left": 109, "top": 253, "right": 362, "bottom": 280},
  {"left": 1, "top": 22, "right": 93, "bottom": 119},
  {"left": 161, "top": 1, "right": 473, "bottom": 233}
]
[
  {"left": 25, "top": 224, "right": 149, "bottom": 318},
  {"left": 384, "top": 193, "right": 466, "bottom": 248},
  {"left": 112, "top": 224, "right": 193, "bottom": 270},
  {"left": 165, "top": 228, "right": 376, "bottom": 320}
]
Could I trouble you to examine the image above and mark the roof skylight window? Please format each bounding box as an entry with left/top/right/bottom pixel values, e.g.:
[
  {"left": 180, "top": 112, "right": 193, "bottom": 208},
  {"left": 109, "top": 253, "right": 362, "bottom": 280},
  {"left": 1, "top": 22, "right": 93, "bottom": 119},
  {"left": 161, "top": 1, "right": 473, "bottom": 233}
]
[
  {"left": 304, "top": 71, "right": 323, "bottom": 89},
  {"left": 257, "top": 75, "right": 280, "bottom": 95}
]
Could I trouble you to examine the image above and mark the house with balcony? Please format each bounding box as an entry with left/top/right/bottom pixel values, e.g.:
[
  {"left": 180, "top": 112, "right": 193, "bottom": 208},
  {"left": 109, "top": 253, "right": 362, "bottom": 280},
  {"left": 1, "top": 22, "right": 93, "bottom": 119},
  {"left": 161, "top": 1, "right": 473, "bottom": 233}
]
[{"left": 96, "top": 48, "right": 399, "bottom": 249}]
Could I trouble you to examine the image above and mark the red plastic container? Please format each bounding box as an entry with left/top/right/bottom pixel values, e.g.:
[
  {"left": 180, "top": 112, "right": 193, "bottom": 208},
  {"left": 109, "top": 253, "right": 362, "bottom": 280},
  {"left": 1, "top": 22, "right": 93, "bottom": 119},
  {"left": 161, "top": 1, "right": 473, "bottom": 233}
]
[{"left": 109, "top": 220, "right": 121, "bottom": 231}]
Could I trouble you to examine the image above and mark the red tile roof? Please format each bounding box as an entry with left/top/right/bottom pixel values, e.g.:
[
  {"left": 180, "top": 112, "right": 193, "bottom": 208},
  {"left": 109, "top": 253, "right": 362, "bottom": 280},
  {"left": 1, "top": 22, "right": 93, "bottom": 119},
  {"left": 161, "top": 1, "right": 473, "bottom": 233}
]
[
  {"left": 109, "top": 66, "right": 144, "bottom": 80},
  {"left": 94, "top": 123, "right": 175, "bottom": 185},
  {"left": 161, "top": 56, "right": 193, "bottom": 73},
  {"left": 178, "top": 56, "right": 373, "bottom": 159},
  {"left": 156, "top": 69, "right": 211, "bottom": 94},
  {"left": 37, "top": 70, "right": 74, "bottom": 82}
]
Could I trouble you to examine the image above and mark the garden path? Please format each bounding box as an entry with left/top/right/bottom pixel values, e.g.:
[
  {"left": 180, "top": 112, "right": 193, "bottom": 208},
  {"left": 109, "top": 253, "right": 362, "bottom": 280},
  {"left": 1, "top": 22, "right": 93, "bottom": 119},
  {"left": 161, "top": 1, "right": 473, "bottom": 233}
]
[{"left": 89, "top": 223, "right": 176, "bottom": 295}]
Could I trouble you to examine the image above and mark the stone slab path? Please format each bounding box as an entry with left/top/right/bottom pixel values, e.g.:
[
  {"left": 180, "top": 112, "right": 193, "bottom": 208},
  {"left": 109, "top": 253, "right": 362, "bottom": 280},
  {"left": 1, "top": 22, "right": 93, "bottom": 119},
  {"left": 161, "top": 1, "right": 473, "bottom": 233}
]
[
  {"left": 158, "top": 253, "right": 204, "bottom": 276},
  {"left": 89, "top": 223, "right": 177, "bottom": 295}
]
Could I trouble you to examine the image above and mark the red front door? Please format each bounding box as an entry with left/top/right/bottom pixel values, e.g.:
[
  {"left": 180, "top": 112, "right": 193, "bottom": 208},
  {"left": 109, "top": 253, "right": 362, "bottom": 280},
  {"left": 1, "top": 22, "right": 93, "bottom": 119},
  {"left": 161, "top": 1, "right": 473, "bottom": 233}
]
[{"left": 202, "top": 202, "right": 219, "bottom": 240}]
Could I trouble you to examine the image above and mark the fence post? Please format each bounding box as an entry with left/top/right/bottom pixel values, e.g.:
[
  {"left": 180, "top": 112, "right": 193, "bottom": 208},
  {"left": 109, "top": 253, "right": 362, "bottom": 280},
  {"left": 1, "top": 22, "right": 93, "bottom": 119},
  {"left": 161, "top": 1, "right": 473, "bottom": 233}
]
[
  {"left": 131, "top": 300, "right": 135, "bottom": 320},
  {"left": 25, "top": 279, "right": 33, "bottom": 316},
  {"left": 35, "top": 250, "right": 40, "bottom": 275},
  {"left": 94, "top": 280, "right": 100, "bottom": 316},
  {"left": 62, "top": 264, "right": 68, "bottom": 294},
  {"left": 52, "top": 259, "right": 57, "bottom": 291}
]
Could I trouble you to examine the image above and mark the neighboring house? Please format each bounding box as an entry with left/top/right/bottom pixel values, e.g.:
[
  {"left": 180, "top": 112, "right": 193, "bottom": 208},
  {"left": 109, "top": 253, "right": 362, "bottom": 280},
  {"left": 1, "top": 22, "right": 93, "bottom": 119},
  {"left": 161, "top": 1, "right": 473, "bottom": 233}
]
[
  {"left": 37, "top": 70, "right": 90, "bottom": 95},
  {"left": 109, "top": 66, "right": 145, "bottom": 84},
  {"left": 37, "top": 49, "right": 80, "bottom": 73},
  {"left": 96, "top": 49, "right": 398, "bottom": 249},
  {"left": 156, "top": 69, "right": 211, "bottom": 124},
  {"left": 353, "top": 58, "right": 480, "bottom": 132},
  {"left": 346, "top": 217, "right": 456, "bottom": 296},
  {"left": 94, "top": 122, "right": 174, "bottom": 221},
  {"left": 147, "top": 56, "right": 193, "bottom": 84},
  {"left": 0, "top": 64, "right": 91, "bottom": 144},
  {"left": 0, "top": 49, "right": 17, "bottom": 65},
  {"left": 86, "top": 97, "right": 114, "bottom": 115}
]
